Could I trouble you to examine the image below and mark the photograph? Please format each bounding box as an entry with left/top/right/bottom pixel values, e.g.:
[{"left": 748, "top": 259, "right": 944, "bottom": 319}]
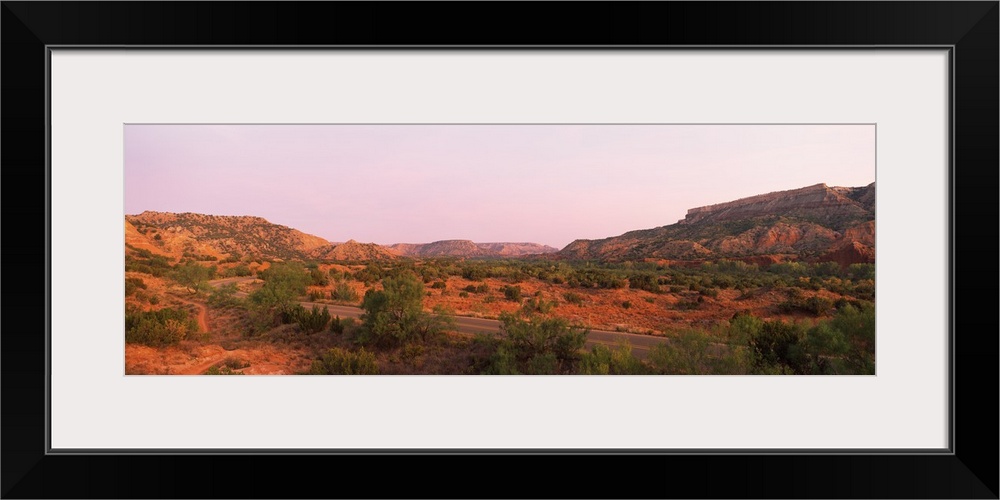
[
  {"left": 2, "top": 0, "right": 995, "bottom": 497},
  {"left": 125, "top": 124, "right": 876, "bottom": 376}
]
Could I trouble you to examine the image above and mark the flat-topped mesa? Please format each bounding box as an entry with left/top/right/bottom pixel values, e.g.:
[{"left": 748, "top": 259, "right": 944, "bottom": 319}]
[{"left": 681, "top": 183, "right": 867, "bottom": 225}]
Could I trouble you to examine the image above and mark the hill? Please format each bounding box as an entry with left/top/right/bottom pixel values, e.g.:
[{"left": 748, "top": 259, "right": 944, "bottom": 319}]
[
  {"left": 125, "top": 211, "right": 398, "bottom": 261},
  {"left": 557, "top": 182, "right": 875, "bottom": 266},
  {"left": 389, "top": 240, "right": 558, "bottom": 258}
]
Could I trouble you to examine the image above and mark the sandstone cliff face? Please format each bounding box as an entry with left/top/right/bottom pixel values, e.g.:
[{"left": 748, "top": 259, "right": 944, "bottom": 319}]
[{"left": 556, "top": 182, "right": 875, "bottom": 264}]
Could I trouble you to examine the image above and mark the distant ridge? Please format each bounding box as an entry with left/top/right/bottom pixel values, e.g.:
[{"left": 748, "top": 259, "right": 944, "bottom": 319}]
[
  {"left": 125, "top": 211, "right": 554, "bottom": 262},
  {"left": 390, "top": 240, "right": 558, "bottom": 258}
]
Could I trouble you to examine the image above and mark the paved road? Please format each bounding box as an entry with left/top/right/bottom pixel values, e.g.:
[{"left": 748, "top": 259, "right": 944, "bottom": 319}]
[{"left": 208, "top": 277, "right": 669, "bottom": 359}]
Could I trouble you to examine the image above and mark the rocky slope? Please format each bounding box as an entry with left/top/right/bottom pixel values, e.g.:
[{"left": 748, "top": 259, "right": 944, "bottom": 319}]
[
  {"left": 558, "top": 183, "right": 875, "bottom": 266},
  {"left": 389, "top": 240, "right": 559, "bottom": 258},
  {"left": 127, "top": 211, "right": 331, "bottom": 260},
  {"left": 125, "top": 211, "right": 399, "bottom": 261},
  {"left": 312, "top": 240, "right": 400, "bottom": 261}
]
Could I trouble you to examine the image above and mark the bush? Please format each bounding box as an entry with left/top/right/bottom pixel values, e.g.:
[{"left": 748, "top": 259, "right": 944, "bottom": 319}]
[
  {"left": 296, "top": 305, "right": 332, "bottom": 334},
  {"left": 207, "top": 283, "right": 242, "bottom": 308},
  {"left": 647, "top": 329, "right": 748, "bottom": 375},
  {"left": 847, "top": 263, "right": 875, "bottom": 281},
  {"left": 628, "top": 274, "right": 660, "bottom": 293},
  {"left": 477, "top": 312, "right": 588, "bottom": 375},
  {"left": 223, "top": 264, "right": 252, "bottom": 277},
  {"left": 562, "top": 292, "right": 585, "bottom": 305},
  {"left": 125, "top": 306, "right": 198, "bottom": 346},
  {"left": 431, "top": 281, "right": 447, "bottom": 289},
  {"left": 329, "top": 315, "right": 356, "bottom": 335},
  {"left": 251, "top": 262, "right": 310, "bottom": 307},
  {"left": 777, "top": 295, "right": 834, "bottom": 316},
  {"left": 746, "top": 319, "right": 808, "bottom": 374},
  {"left": 357, "top": 272, "right": 450, "bottom": 348},
  {"left": 308, "top": 347, "right": 379, "bottom": 375},
  {"left": 309, "top": 268, "right": 329, "bottom": 287},
  {"left": 331, "top": 282, "right": 360, "bottom": 302},
  {"left": 170, "top": 261, "right": 217, "bottom": 293},
  {"left": 520, "top": 297, "right": 557, "bottom": 314},
  {"left": 205, "top": 365, "right": 244, "bottom": 375},
  {"left": 501, "top": 285, "right": 523, "bottom": 302},
  {"left": 578, "top": 342, "right": 651, "bottom": 374},
  {"left": 125, "top": 277, "right": 147, "bottom": 296}
]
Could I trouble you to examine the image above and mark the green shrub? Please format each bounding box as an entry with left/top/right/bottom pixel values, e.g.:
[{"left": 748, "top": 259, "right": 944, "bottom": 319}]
[
  {"left": 309, "top": 268, "right": 329, "bottom": 287},
  {"left": 477, "top": 312, "right": 587, "bottom": 375},
  {"left": 776, "top": 295, "right": 834, "bottom": 316},
  {"left": 578, "top": 342, "right": 651, "bottom": 374},
  {"left": 331, "top": 282, "right": 360, "bottom": 302},
  {"left": 329, "top": 315, "right": 356, "bottom": 335},
  {"left": 562, "top": 292, "right": 585, "bottom": 305},
  {"left": 205, "top": 365, "right": 244, "bottom": 375},
  {"left": 207, "top": 283, "right": 242, "bottom": 308},
  {"left": 223, "top": 264, "right": 252, "bottom": 277},
  {"left": 847, "top": 263, "right": 875, "bottom": 281},
  {"left": 431, "top": 281, "right": 447, "bottom": 289},
  {"left": 746, "top": 319, "right": 808, "bottom": 374},
  {"left": 124, "top": 306, "right": 198, "bottom": 346},
  {"left": 285, "top": 304, "right": 331, "bottom": 334},
  {"left": 125, "top": 277, "right": 147, "bottom": 296},
  {"left": 521, "top": 297, "right": 557, "bottom": 314},
  {"left": 501, "top": 285, "right": 523, "bottom": 302},
  {"left": 357, "top": 272, "right": 450, "bottom": 348},
  {"left": 628, "top": 274, "right": 661, "bottom": 293},
  {"left": 309, "top": 347, "right": 380, "bottom": 375}
]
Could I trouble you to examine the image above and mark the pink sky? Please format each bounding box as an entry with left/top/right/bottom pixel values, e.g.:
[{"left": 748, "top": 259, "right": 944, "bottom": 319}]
[{"left": 124, "top": 124, "right": 875, "bottom": 249}]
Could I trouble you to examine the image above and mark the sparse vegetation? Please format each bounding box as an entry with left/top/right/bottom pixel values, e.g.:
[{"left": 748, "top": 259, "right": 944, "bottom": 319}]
[
  {"left": 308, "top": 347, "right": 379, "bottom": 374},
  {"left": 331, "top": 282, "right": 360, "bottom": 302},
  {"left": 125, "top": 306, "right": 198, "bottom": 346},
  {"left": 125, "top": 277, "right": 147, "bottom": 296}
]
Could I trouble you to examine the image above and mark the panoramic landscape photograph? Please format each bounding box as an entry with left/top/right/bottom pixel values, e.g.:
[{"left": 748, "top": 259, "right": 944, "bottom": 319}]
[{"left": 124, "top": 124, "right": 875, "bottom": 375}]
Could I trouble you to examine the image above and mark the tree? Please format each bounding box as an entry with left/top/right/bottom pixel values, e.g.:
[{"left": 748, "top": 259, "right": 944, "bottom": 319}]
[
  {"left": 251, "top": 262, "right": 310, "bottom": 308},
  {"left": 358, "top": 272, "right": 449, "bottom": 348},
  {"left": 478, "top": 312, "right": 588, "bottom": 374},
  {"left": 171, "top": 261, "right": 215, "bottom": 294}
]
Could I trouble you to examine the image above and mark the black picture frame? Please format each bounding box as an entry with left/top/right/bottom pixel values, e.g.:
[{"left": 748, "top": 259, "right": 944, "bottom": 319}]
[{"left": 2, "top": 2, "right": 996, "bottom": 498}]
